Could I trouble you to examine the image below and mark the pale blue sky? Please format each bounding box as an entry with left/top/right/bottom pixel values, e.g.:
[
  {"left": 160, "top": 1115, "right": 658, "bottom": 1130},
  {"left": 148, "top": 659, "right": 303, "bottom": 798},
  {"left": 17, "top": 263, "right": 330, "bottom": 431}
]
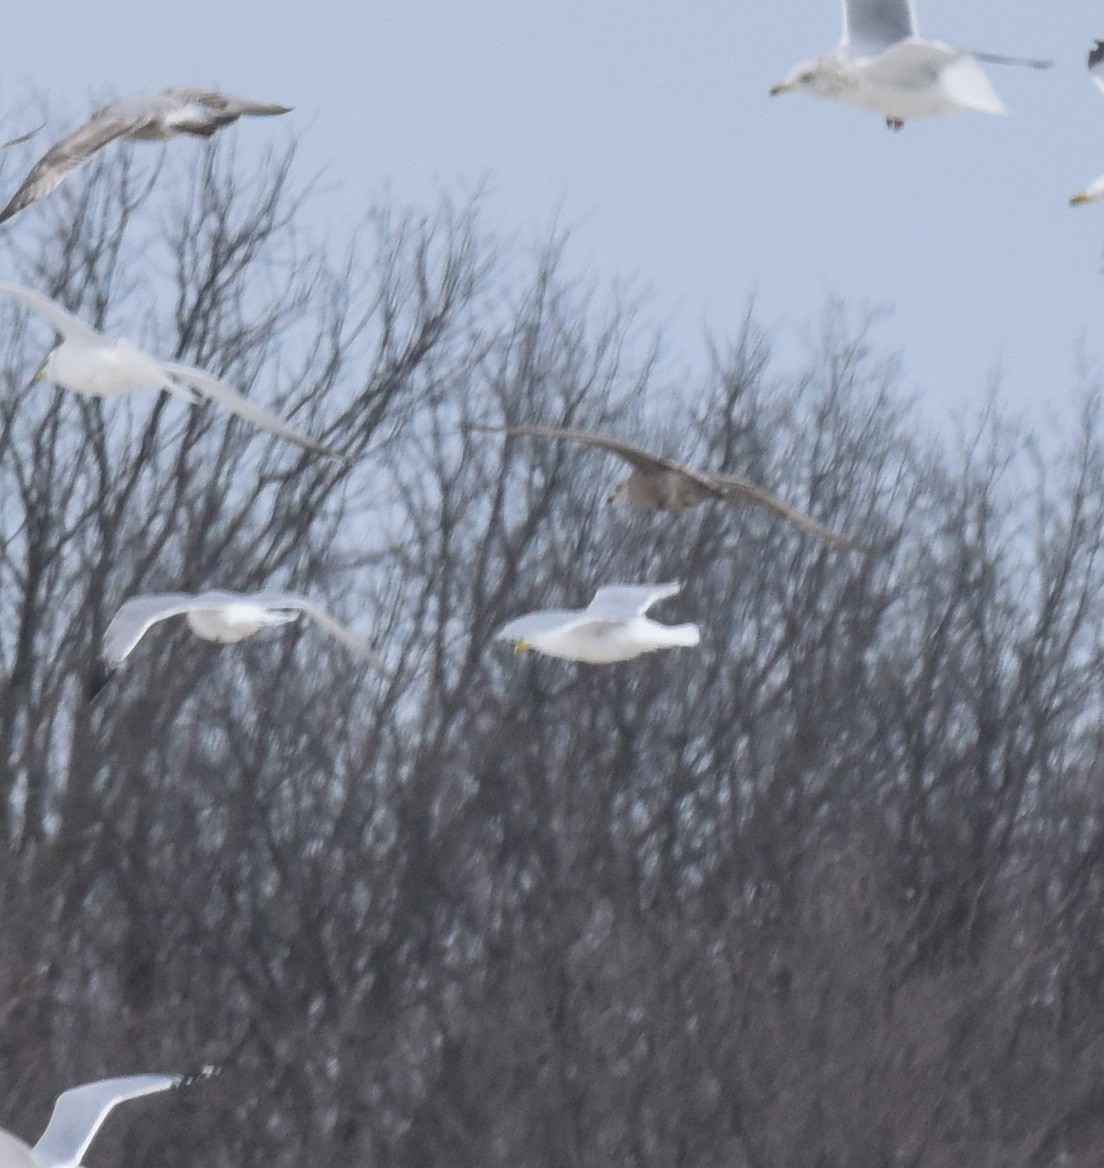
[{"left": 6, "top": 1, "right": 1104, "bottom": 427}]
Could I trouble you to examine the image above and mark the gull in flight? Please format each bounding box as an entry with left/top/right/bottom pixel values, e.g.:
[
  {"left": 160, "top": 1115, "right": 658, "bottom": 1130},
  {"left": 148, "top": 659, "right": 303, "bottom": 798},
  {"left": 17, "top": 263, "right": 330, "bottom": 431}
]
[
  {"left": 769, "top": 0, "right": 1050, "bottom": 130},
  {"left": 469, "top": 422, "right": 867, "bottom": 551},
  {"left": 0, "top": 1070, "right": 213, "bottom": 1168},
  {"left": 0, "top": 282, "right": 341, "bottom": 458},
  {"left": 1071, "top": 43, "right": 1104, "bottom": 206},
  {"left": 94, "top": 588, "right": 386, "bottom": 694},
  {"left": 496, "top": 582, "right": 700, "bottom": 665},
  {"left": 0, "top": 89, "right": 290, "bottom": 224}
]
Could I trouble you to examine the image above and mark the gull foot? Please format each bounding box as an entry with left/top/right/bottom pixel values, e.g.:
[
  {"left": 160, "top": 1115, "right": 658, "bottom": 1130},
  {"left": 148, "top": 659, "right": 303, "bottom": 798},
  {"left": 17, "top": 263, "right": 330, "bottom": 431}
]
[{"left": 886, "top": 117, "right": 904, "bottom": 131}]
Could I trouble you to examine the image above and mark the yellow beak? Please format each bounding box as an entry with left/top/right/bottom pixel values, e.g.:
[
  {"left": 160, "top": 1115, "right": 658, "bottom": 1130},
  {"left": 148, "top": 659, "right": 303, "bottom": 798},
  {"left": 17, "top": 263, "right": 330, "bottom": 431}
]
[
  {"left": 514, "top": 640, "right": 531, "bottom": 654},
  {"left": 1070, "top": 193, "right": 1091, "bottom": 207},
  {"left": 769, "top": 82, "right": 791, "bottom": 96},
  {"left": 32, "top": 367, "right": 47, "bottom": 383}
]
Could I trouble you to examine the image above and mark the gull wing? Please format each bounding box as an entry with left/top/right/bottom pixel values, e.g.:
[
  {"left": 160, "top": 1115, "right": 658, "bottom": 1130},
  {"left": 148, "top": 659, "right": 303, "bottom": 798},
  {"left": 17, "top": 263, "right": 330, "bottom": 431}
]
[
  {"left": 586, "top": 582, "right": 682, "bottom": 619},
  {"left": 841, "top": 0, "right": 915, "bottom": 56},
  {"left": 0, "top": 282, "right": 105, "bottom": 344},
  {"left": 253, "top": 591, "right": 389, "bottom": 672},
  {"left": 0, "top": 99, "right": 149, "bottom": 225},
  {"left": 495, "top": 609, "right": 597, "bottom": 642},
  {"left": 102, "top": 592, "right": 233, "bottom": 667},
  {"left": 706, "top": 471, "right": 869, "bottom": 552},
  {"left": 158, "top": 88, "right": 292, "bottom": 119},
  {"left": 467, "top": 422, "right": 684, "bottom": 477},
  {"left": 1090, "top": 41, "right": 1104, "bottom": 96},
  {"left": 31, "top": 1075, "right": 179, "bottom": 1168},
  {"left": 161, "top": 360, "right": 342, "bottom": 460}
]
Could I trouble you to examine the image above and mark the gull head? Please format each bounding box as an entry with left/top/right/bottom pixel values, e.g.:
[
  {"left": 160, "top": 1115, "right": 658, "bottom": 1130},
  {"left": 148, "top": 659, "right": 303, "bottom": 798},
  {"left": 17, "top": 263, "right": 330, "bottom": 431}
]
[{"left": 770, "top": 55, "right": 850, "bottom": 99}]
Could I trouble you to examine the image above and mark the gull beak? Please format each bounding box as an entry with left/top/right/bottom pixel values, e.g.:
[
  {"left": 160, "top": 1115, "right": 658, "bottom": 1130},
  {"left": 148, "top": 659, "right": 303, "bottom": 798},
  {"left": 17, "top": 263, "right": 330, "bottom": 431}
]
[
  {"left": 1070, "top": 192, "right": 1092, "bottom": 208},
  {"left": 769, "top": 81, "right": 792, "bottom": 96},
  {"left": 31, "top": 367, "right": 47, "bottom": 383},
  {"left": 514, "top": 640, "right": 531, "bottom": 655}
]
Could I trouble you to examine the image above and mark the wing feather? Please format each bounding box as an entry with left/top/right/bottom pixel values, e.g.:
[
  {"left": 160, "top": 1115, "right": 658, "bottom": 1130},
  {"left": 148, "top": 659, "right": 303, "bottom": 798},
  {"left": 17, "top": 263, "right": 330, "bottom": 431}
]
[
  {"left": 587, "top": 582, "right": 682, "bottom": 618},
  {"left": 103, "top": 592, "right": 226, "bottom": 667},
  {"left": 32, "top": 1075, "right": 179, "bottom": 1168},
  {"left": 0, "top": 101, "right": 147, "bottom": 224},
  {"left": 841, "top": 0, "right": 916, "bottom": 55},
  {"left": 707, "top": 472, "right": 869, "bottom": 552},
  {"left": 467, "top": 422, "right": 675, "bottom": 475},
  {"left": 253, "top": 591, "right": 388, "bottom": 671},
  {"left": 0, "top": 281, "right": 107, "bottom": 344},
  {"left": 162, "top": 360, "right": 342, "bottom": 459}
]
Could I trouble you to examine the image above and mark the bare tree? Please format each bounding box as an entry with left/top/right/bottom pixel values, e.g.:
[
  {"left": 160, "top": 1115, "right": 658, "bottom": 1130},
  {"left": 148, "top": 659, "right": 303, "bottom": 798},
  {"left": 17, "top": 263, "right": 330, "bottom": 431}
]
[{"left": 4, "top": 127, "right": 1104, "bottom": 1168}]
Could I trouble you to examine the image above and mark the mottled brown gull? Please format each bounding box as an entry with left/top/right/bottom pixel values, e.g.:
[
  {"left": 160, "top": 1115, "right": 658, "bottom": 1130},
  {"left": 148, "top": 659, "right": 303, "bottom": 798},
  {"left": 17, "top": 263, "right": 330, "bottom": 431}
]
[
  {"left": 469, "top": 422, "right": 867, "bottom": 552},
  {"left": 0, "top": 88, "right": 289, "bottom": 224}
]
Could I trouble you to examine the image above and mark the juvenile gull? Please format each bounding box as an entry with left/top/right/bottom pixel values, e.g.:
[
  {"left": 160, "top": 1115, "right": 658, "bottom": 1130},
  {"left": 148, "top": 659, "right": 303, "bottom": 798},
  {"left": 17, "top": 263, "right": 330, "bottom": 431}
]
[
  {"left": 469, "top": 422, "right": 866, "bottom": 551},
  {"left": 0, "top": 89, "right": 290, "bottom": 224},
  {"left": 497, "top": 583, "right": 700, "bottom": 665},
  {"left": 1, "top": 1071, "right": 212, "bottom": 1168},
  {"left": 770, "top": 0, "right": 1050, "bottom": 130},
  {"left": 95, "top": 588, "right": 386, "bottom": 692},
  {"left": 0, "top": 282, "right": 340, "bottom": 458}
]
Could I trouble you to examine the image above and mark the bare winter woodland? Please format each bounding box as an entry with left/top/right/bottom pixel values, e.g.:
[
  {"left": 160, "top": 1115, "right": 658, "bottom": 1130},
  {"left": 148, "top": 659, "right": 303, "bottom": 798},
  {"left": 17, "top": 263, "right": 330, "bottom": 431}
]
[{"left": 2, "top": 140, "right": 1104, "bottom": 1168}]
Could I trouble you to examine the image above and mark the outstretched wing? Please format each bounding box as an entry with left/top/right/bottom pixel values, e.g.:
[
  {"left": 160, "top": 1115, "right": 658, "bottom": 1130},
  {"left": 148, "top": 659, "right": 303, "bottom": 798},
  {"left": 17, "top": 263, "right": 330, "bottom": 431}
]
[
  {"left": 841, "top": 0, "right": 915, "bottom": 56},
  {"left": 707, "top": 471, "right": 869, "bottom": 553},
  {"left": 495, "top": 609, "right": 596, "bottom": 643},
  {"left": 32, "top": 1075, "right": 179, "bottom": 1168},
  {"left": 102, "top": 592, "right": 214, "bottom": 667},
  {"left": 0, "top": 99, "right": 147, "bottom": 225},
  {"left": 158, "top": 89, "right": 292, "bottom": 119},
  {"left": 467, "top": 422, "right": 682, "bottom": 476},
  {"left": 253, "top": 592, "right": 389, "bottom": 672},
  {"left": 162, "top": 360, "right": 342, "bottom": 460},
  {"left": 586, "top": 582, "right": 682, "bottom": 619},
  {"left": 0, "top": 282, "right": 105, "bottom": 344}
]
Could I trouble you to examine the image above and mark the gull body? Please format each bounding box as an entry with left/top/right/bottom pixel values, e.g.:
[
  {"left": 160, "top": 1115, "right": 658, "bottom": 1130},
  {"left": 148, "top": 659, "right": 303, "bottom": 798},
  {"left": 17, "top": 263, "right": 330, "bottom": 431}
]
[
  {"left": 1, "top": 1073, "right": 194, "bottom": 1168},
  {"left": 496, "top": 583, "right": 700, "bottom": 665},
  {"left": 48, "top": 335, "right": 185, "bottom": 399},
  {"left": 1070, "top": 42, "right": 1104, "bottom": 206},
  {"left": 0, "top": 282, "right": 340, "bottom": 456},
  {"left": 99, "top": 588, "right": 386, "bottom": 676},
  {"left": 771, "top": 0, "right": 1048, "bottom": 128},
  {"left": 0, "top": 88, "right": 290, "bottom": 224}
]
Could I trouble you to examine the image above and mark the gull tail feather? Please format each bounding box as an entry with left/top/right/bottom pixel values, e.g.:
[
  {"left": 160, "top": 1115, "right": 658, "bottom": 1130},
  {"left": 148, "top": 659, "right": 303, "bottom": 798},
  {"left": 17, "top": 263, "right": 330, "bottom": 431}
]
[
  {"left": 940, "top": 56, "right": 1006, "bottom": 115},
  {"left": 661, "top": 623, "right": 701, "bottom": 649}
]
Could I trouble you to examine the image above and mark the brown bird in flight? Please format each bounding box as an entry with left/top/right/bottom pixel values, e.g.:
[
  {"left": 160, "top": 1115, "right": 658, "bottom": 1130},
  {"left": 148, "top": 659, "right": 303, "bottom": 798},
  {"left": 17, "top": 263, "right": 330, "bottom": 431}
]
[
  {"left": 470, "top": 422, "right": 868, "bottom": 552},
  {"left": 0, "top": 88, "right": 291, "bottom": 225}
]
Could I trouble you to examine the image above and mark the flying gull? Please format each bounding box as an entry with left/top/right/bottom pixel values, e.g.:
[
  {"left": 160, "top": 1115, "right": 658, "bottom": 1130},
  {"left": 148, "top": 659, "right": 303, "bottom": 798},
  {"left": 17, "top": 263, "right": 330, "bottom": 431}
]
[
  {"left": 497, "top": 582, "right": 700, "bottom": 665},
  {"left": 0, "top": 1071, "right": 213, "bottom": 1168},
  {"left": 93, "top": 588, "right": 387, "bottom": 695},
  {"left": 770, "top": 0, "right": 1050, "bottom": 130},
  {"left": 0, "top": 282, "right": 341, "bottom": 458},
  {"left": 0, "top": 89, "right": 290, "bottom": 224},
  {"left": 469, "top": 422, "right": 867, "bottom": 551},
  {"left": 1070, "top": 43, "right": 1104, "bottom": 206}
]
